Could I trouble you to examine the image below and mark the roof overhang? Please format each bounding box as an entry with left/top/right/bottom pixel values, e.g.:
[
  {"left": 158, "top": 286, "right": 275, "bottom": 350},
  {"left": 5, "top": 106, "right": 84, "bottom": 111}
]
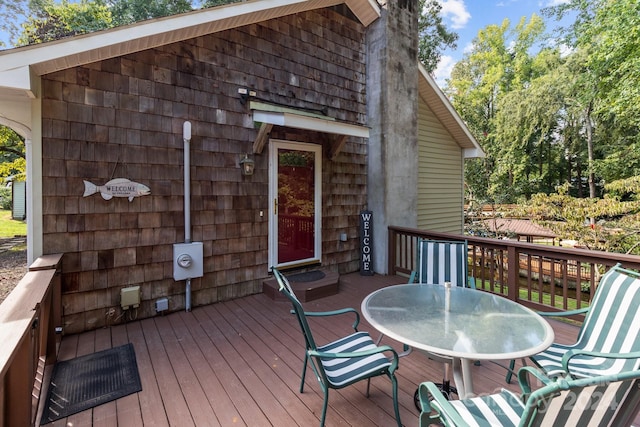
[
  {"left": 251, "top": 103, "right": 369, "bottom": 159},
  {"left": 0, "top": 0, "right": 380, "bottom": 99},
  {"left": 253, "top": 111, "right": 369, "bottom": 138},
  {"left": 418, "top": 63, "right": 484, "bottom": 159}
]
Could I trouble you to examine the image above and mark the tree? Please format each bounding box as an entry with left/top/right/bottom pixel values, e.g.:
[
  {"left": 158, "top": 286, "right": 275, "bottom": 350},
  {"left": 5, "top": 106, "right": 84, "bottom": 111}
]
[
  {"left": 516, "top": 182, "right": 640, "bottom": 255},
  {"left": 0, "top": 0, "right": 28, "bottom": 48},
  {"left": 492, "top": 49, "right": 566, "bottom": 199},
  {"left": 201, "top": 0, "right": 240, "bottom": 7},
  {"left": 106, "top": 0, "right": 192, "bottom": 27},
  {"left": 449, "top": 16, "right": 546, "bottom": 203},
  {"left": 0, "top": 126, "right": 26, "bottom": 180},
  {"left": 18, "top": 0, "right": 112, "bottom": 45},
  {"left": 417, "top": 0, "right": 458, "bottom": 72},
  {"left": 545, "top": 0, "right": 640, "bottom": 192}
]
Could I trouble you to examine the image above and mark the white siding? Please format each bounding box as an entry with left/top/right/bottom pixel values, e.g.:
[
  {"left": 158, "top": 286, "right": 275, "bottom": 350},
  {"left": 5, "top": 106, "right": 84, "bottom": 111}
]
[
  {"left": 417, "top": 97, "right": 464, "bottom": 233},
  {"left": 11, "top": 180, "right": 26, "bottom": 220}
]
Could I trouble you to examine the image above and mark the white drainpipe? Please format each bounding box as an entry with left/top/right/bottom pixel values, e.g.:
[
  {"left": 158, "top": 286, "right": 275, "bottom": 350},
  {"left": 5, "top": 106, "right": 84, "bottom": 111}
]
[
  {"left": 183, "top": 121, "right": 192, "bottom": 311},
  {"left": 183, "top": 121, "right": 192, "bottom": 243},
  {"left": 173, "top": 121, "right": 202, "bottom": 312}
]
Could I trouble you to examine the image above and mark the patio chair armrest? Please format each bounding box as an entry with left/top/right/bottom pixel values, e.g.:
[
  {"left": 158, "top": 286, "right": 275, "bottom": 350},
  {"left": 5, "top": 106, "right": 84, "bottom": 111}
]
[
  {"left": 562, "top": 349, "right": 640, "bottom": 373},
  {"left": 309, "top": 345, "right": 399, "bottom": 371},
  {"left": 290, "top": 307, "right": 361, "bottom": 330},
  {"left": 418, "top": 382, "right": 469, "bottom": 427},
  {"left": 517, "top": 366, "right": 555, "bottom": 397},
  {"left": 537, "top": 307, "right": 589, "bottom": 317}
]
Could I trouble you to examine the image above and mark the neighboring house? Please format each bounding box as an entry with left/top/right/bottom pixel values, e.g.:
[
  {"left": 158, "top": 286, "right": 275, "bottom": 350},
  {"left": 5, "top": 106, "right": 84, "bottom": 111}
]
[
  {"left": 481, "top": 218, "right": 557, "bottom": 243},
  {"left": 0, "top": 0, "right": 482, "bottom": 333},
  {"left": 11, "top": 179, "right": 27, "bottom": 220},
  {"left": 3, "top": 175, "right": 27, "bottom": 220}
]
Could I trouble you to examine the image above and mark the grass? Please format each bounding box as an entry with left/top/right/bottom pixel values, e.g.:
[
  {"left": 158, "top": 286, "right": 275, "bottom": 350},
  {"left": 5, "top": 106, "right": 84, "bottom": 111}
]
[
  {"left": 483, "top": 281, "right": 580, "bottom": 311},
  {"left": 0, "top": 210, "right": 26, "bottom": 238}
]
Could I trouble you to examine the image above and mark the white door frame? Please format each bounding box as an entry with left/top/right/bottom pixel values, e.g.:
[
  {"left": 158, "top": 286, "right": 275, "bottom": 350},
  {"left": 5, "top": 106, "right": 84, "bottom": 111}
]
[{"left": 268, "top": 140, "right": 322, "bottom": 269}]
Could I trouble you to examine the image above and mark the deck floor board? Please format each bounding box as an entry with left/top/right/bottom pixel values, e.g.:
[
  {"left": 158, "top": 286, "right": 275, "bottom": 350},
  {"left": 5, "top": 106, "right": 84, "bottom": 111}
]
[{"left": 40, "top": 273, "right": 638, "bottom": 426}]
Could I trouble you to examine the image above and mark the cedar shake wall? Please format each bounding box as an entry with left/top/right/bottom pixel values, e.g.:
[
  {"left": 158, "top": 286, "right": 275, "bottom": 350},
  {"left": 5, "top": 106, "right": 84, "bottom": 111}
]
[{"left": 41, "top": 8, "right": 368, "bottom": 334}]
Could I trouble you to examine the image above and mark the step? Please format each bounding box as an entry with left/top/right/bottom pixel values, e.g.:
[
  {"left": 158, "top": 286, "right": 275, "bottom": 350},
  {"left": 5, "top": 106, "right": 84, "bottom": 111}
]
[{"left": 263, "top": 269, "right": 340, "bottom": 302}]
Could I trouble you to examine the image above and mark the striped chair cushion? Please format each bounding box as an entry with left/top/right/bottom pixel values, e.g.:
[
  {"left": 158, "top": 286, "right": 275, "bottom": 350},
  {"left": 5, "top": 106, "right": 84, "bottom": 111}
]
[
  {"left": 431, "top": 378, "right": 639, "bottom": 427},
  {"left": 435, "top": 389, "right": 524, "bottom": 427},
  {"left": 318, "top": 331, "right": 392, "bottom": 387},
  {"left": 533, "top": 379, "right": 640, "bottom": 426},
  {"left": 532, "top": 267, "right": 640, "bottom": 377},
  {"left": 418, "top": 240, "right": 468, "bottom": 286}
]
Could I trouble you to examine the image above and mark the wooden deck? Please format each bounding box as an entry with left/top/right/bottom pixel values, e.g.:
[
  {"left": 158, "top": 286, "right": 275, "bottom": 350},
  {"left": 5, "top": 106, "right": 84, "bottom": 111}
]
[{"left": 38, "top": 273, "right": 629, "bottom": 427}]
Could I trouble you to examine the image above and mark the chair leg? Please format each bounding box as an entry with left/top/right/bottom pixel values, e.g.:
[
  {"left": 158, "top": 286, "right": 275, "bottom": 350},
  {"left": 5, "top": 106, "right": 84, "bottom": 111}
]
[
  {"left": 320, "top": 388, "right": 329, "bottom": 427},
  {"left": 300, "top": 354, "right": 309, "bottom": 393},
  {"left": 375, "top": 332, "right": 384, "bottom": 345},
  {"left": 391, "top": 375, "right": 402, "bottom": 427},
  {"left": 505, "top": 358, "right": 527, "bottom": 384},
  {"left": 366, "top": 377, "right": 371, "bottom": 397},
  {"left": 505, "top": 359, "right": 516, "bottom": 383}
]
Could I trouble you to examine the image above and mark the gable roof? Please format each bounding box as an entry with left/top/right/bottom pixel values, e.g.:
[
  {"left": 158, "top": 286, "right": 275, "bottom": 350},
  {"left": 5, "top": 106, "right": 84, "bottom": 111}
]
[
  {"left": 418, "top": 63, "right": 484, "bottom": 158},
  {"left": 0, "top": 0, "right": 380, "bottom": 97},
  {"left": 0, "top": 0, "right": 380, "bottom": 138},
  {"left": 0, "top": 0, "right": 482, "bottom": 160},
  {"left": 482, "top": 218, "right": 556, "bottom": 239}
]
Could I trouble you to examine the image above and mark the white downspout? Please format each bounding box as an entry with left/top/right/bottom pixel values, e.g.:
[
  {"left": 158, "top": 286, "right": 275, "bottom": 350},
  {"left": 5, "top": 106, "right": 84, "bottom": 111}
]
[{"left": 183, "top": 121, "right": 192, "bottom": 311}]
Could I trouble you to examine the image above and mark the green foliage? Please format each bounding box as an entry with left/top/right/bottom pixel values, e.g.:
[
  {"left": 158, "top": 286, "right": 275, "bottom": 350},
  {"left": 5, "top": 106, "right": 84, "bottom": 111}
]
[
  {"left": 0, "top": 0, "right": 28, "bottom": 47},
  {"left": 578, "top": 0, "right": 640, "bottom": 128},
  {"left": 201, "top": 0, "right": 240, "bottom": 7},
  {"left": 604, "top": 176, "right": 640, "bottom": 202},
  {"left": 517, "top": 182, "right": 640, "bottom": 254},
  {"left": 453, "top": 2, "right": 640, "bottom": 205},
  {"left": 0, "top": 189, "right": 11, "bottom": 210},
  {"left": 450, "top": 15, "right": 549, "bottom": 203},
  {"left": 0, "top": 158, "right": 26, "bottom": 181},
  {"left": 18, "top": 0, "right": 112, "bottom": 44},
  {"left": 106, "top": 0, "right": 192, "bottom": 27},
  {"left": 417, "top": 0, "right": 458, "bottom": 72},
  {"left": 0, "top": 126, "right": 25, "bottom": 180}
]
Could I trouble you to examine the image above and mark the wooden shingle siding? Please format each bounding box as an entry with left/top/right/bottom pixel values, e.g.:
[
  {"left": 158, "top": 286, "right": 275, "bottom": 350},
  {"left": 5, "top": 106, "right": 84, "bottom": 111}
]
[
  {"left": 417, "top": 97, "right": 464, "bottom": 233},
  {"left": 40, "top": 8, "right": 368, "bottom": 333}
]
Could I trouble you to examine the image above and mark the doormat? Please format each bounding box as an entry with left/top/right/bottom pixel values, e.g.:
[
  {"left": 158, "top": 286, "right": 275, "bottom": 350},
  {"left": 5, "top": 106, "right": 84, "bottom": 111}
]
[
  {"left": 287, "top": 270, "right": 326, "bottom": 283},
  {"left": 41, "top": 343, "right": 142, "bottom": 424}
]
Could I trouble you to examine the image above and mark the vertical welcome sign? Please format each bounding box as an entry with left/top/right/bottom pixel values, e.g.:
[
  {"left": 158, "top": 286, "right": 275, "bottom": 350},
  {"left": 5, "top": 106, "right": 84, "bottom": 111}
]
[{"left": 360, "top": 210, "right": 374, "bottom": 275}]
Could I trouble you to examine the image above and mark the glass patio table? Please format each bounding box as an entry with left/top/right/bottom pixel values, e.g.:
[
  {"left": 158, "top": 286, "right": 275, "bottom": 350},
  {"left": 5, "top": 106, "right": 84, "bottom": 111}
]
[{"left": 361, "top": 283, "right": 555, "bottom": 399}]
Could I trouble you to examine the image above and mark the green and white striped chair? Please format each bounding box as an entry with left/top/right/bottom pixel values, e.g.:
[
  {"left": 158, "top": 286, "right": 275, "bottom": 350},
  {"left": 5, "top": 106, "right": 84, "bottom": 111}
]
[
  {"left": 409, "top": 239, "right": 476, "bottom": 289},
  {"left": 420, "top": 350, "right": 640, "bottom": 427},
  {"left": 273, "top": 268, "right": 401, "bottom": 427},
  {"left": 408, "top": 239, "right": 476, "bottom": 404},
  {"left": 507, "top": 263, "right": 640, "bottom": 383}
]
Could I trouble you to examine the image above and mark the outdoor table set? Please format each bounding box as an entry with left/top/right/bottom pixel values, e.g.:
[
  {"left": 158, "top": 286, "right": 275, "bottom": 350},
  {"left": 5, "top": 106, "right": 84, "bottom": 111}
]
[{"left": 361, "top": 282, "right": 554, "bottom": 399}]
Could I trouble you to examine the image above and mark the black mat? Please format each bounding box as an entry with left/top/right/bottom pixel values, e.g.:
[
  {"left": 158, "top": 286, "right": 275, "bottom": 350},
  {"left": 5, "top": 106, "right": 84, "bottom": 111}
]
[
  {"left": 287, "top": 270, "right": 326, "bottom": 283},
  {"left": 41, "top": 343, "right": 142, "bottom": 424}
]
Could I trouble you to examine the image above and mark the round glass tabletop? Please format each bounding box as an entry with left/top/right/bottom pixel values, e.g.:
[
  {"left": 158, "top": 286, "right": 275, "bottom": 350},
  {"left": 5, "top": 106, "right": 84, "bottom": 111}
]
[{"left": 362, "top": 284, "right": 555, "bottom": 360}]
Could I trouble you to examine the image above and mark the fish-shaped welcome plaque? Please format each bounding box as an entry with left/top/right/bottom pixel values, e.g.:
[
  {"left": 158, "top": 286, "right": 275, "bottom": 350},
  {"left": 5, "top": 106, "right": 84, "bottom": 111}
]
[{"left": 83, "top": 178, "right": 151, "bottom": 202}]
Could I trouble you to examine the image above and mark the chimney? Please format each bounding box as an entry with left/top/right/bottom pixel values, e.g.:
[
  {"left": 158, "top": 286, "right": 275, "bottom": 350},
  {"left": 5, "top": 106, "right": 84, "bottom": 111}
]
[{"left": 366, "top": 0, "right": 420, "bottom": 273}]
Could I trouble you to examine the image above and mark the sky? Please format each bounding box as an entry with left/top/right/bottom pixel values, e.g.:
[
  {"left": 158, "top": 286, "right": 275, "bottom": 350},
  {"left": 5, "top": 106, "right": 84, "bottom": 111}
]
[
  {"left": 0, "top": 0, "right": 569, "bottom": 85},
  {"left": 433, "top": 0, "right": 569, "bottom": 85}
]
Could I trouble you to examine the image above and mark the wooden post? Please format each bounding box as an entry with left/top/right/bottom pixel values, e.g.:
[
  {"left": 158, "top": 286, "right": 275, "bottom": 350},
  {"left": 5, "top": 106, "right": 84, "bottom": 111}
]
[
  {"left": 6, "top": 332, "right": 33, "bottom": 427},
  {"left": 507, "top": 246, "right": 518, "bottom": 301}
]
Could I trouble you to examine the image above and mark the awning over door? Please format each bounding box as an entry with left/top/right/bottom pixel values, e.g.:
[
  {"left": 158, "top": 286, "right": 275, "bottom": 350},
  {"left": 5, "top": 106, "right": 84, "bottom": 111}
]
[{"left": 251, "top": 102, "right": 369, "bottom": 160}]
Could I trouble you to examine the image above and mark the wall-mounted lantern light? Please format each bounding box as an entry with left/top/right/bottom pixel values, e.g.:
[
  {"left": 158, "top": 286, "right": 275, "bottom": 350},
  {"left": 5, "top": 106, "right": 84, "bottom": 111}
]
[{"left": 239, "top": 153, "right": 255, "bottom": 176}]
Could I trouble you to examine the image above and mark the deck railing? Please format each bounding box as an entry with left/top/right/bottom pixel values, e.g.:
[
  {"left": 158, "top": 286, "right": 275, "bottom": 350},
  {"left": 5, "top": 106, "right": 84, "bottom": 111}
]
[
  {"left": 0, "top": 254, "right": 62, "bottom": 427},
  {"left": 388, "top": 226, "right": 640, "bottom": 317},
  {"left": 5, "top": 229, "right": 640, "bottom": 425}
]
